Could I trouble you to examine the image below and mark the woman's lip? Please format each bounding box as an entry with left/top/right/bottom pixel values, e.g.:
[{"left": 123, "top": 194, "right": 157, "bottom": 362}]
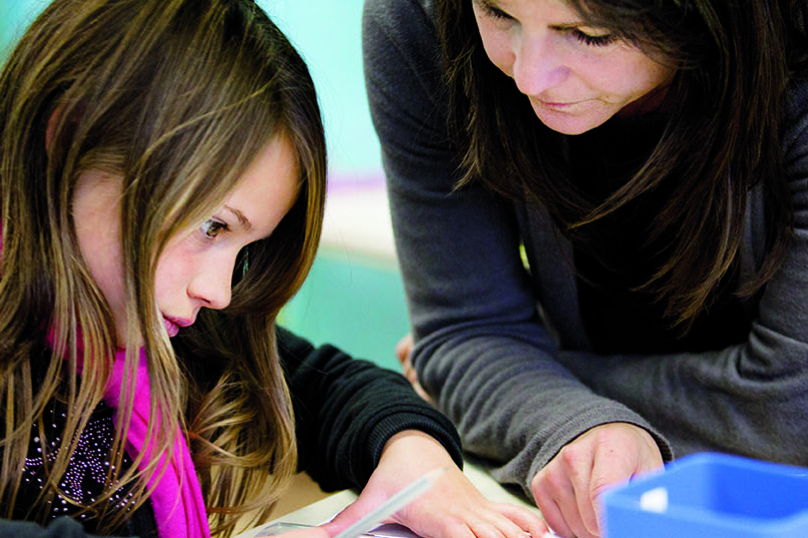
[{"left": 536, "top": 99, "right": 578, "bottom": 108}]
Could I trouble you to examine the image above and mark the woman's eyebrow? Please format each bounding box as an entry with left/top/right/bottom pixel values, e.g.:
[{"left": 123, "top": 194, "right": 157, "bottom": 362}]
[
  {"left": 479, "top": 0, "right": 509, "bottom": 14},
  {"left": 479, "top": 0, "right": 590, "bottom": 30},
  {"left": 224, "top": 205, "right": 252, "bottom": 230},
  {"left": 552, "top": 22, "right": 588, "bottom": 31}
]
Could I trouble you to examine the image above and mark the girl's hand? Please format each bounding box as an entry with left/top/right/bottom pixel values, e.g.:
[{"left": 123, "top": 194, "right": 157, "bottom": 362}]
[
  {"left": 276, "top": 526, "right": 333, "bottom": 538},
  {"left": 530, "top": 423, "right": 663, "bottom": 538},
  {"left": 325, "top": 430, "right": 548, "bottom": 538}
]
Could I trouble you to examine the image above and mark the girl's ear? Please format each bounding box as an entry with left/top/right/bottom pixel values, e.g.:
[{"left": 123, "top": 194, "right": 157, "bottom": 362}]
[
  {"left": 45, "top": 104, "right": 64, "bottom": 154},
  {"left": 46, "top": 102, "right": 80, "bottom": 155}
]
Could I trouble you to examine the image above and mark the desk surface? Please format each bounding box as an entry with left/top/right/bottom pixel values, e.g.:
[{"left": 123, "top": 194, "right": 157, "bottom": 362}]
[{"left": 234, "top": 461, "right": 539, "bottom": 538}]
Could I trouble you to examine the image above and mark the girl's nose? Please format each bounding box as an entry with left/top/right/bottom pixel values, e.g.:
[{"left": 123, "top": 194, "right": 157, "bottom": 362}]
[
  {"left": 511, "top": 33, "right": 569, "bottom": 96},
  {"left": 189, "top": 257, "right": 234, "bottom": 310}
]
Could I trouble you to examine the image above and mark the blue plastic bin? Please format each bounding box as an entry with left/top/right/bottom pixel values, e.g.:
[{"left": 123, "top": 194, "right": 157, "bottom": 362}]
[{"left": 602, "top": 452, "right": 808, "bottom": 538}]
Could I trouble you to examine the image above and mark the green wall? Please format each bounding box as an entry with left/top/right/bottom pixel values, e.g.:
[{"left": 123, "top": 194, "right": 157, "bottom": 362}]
[
  {"left": 0, "top": 1, "right": 380, "bottom": 176},
  {"left": 280, "top": 251, "right": 409, "bottom": 372},
  {"left": 0, "top": 0, "right": 40, "bottom": 57}
]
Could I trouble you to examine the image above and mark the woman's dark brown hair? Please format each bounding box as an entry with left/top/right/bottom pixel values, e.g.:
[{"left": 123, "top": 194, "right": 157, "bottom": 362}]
[{"left": 438, "top": 0, "right": 808, "bottom": 328}]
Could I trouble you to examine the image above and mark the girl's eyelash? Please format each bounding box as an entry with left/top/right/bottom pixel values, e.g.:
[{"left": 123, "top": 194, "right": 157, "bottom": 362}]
[
  {"left": 571, "top": 29, "right": 617, "bottom": 47},
  {"left": 201, "top": 218, "right": 230, "bottom": 239}
]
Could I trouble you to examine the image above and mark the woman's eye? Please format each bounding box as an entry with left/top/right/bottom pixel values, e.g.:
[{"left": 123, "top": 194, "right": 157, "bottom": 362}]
[
  {"left": 201, "top": 218, "right": 229, "bottom": 239},
  {"left": 477, "top": 0, "right": 513, "bottom": 21},
  {"left": 572, "top": 29, "right": 617, "bottom": 47}
]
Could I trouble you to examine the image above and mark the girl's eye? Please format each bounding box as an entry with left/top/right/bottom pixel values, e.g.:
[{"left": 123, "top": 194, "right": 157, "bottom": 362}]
[
  {"left": 201, "top": 218, "right": 229, "bottom": 239},
  {"left": 572, "top": 29, "right": 617, "bottom": 47}
]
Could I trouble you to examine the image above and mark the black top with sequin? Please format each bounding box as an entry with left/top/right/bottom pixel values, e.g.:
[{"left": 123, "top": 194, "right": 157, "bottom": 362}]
[{"left": 3, "top": 327, "right": 463, "bottom": 537}]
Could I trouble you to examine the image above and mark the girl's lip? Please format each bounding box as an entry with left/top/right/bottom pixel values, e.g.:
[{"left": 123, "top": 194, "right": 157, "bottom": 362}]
[
  {"left": 163, "top": 318, "right": 179, "bottom": 338},
  {"left": 165, "top": 315, "right": 194, "bottom": 327}
]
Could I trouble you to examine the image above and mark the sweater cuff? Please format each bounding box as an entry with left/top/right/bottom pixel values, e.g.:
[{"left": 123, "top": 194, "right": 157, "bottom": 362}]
[
  {"left": 362, "top": 408, "right": 464, "bottom": 480},
  {"left": 525, "top": 412, "right": 674, "bottom": 498}
]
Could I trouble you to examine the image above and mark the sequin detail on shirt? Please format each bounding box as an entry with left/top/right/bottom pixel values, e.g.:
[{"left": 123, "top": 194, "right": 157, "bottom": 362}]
[{"left": 20, "top": 402, "right": 136, "bottom": 525}]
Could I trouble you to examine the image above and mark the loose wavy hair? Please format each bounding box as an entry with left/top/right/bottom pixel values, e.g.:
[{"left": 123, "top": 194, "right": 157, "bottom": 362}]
[
  {"left": 438, "top": 0, "right": 808, "bottom": 328},
  {"left": 0, "top": 0, "right": 326, "bottom": 535}
]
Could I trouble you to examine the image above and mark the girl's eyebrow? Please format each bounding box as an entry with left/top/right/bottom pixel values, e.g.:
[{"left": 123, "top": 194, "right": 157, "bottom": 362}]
[{"left": 224, "top": 205, "right": 252, "bottom": 230}]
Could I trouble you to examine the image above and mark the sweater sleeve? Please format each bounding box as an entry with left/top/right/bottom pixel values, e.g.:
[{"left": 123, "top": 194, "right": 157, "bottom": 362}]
[
  {"left": 366, "top": 0, "right": 808, "bottom": 501},
  {"left": 362, "top": 0, "right": 673, "bottom": 501},
  {"left": 277, "top": 327, "right": 462, "bottom": 493},
  {"left": 0, "top": 518, "right": 114, "bottom": 538},
  {"left": 552, "top": 81, "right": 808, "bottom": 465}
]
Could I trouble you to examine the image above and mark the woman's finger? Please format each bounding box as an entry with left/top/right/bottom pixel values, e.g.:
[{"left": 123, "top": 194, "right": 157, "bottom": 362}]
[
  {"left": 534, "top": 497, "right": 573, "bottom": 538},
  {"left": 559, "top": 443, "right": 599, "bottom": 537},
  {"left": 532, "top": 469, "right": 575, "bottom": 538}
]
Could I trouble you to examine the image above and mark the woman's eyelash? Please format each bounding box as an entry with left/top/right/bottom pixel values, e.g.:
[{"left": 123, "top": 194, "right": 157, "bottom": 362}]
[
  {"left": 479, "top": 2, "right": 617, "bottom": 48},
  {"left": 572, "top": 29, "right": 617, "bottom": 47},
  {"left": 479, "top": 1, "right": 512, "bottom": 20},
  {"left": 201, "top": 218, "right": 230, "bottom": 239}
]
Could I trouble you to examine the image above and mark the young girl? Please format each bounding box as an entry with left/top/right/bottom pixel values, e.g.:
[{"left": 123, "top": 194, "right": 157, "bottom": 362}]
[
  {"left": 0, "top": 0, "right": 548, "bottom": 537},
  {"left": 364, "top": 0, "right": 808, "bottom": 536}
]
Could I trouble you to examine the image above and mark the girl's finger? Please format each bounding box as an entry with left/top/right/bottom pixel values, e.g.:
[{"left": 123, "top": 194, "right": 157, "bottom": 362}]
[{"left": 492, "top": 503, "right": 549, "bottom": 538}]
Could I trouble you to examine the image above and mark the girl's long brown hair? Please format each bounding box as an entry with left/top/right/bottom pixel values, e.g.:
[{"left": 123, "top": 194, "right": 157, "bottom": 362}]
[
  {"left": 438, "top": 0, "right": 807, "bottom": 329},
  {"left": 0, "top": 0, "right": 326, "bottom": 535}
]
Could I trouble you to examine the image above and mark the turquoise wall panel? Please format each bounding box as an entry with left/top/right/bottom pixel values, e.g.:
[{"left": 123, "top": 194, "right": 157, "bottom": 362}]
[
  {"left": 0, "top": 0, "right": 43, "bottom": 57},
  {"left": 0, "top": 0, "right": 382, "bottom": 179},
  {"left": 279, "top": 251, "right": 409, "bottom": 372}
]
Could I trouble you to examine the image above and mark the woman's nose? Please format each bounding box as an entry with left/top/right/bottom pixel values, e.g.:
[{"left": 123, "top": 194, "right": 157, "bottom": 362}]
[
  {"left": 189, "top": 257, "right": 234, "bottom": 310},
  {"left": 511, "top": 33, "right": 569, "bottom": 96}
]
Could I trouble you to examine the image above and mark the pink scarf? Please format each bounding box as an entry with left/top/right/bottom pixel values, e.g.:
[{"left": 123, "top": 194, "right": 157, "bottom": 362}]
[
  {"left": 4, "top": 225, "right": 209, "bottom": 536},
  {"left": 103, "top": 348, "right": 211, "bottom": 538}
]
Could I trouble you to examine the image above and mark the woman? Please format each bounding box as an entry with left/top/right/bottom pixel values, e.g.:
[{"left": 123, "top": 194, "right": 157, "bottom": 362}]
[
  {"left": 0, "top": 0, "right": 548, "bottom": 537},
  {"left": 363, "top": 0, "right": 808, "bottom": 536}
]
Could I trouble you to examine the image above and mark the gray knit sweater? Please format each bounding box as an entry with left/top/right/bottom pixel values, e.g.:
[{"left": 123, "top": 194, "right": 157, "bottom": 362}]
[{"left": 363, "top": 0, "right": 808, "bottom": 498}]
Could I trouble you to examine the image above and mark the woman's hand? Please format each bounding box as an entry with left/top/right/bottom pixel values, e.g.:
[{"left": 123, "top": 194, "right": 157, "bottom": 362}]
[
  {"left": 395, "top": 334, "right": 433, "bottom": 404},
  {"left": 531, "top": 423, "right": 663, "bottom": 538},
  {"left": 325, "top": 430, "right": 548, "bottom": 538}
]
